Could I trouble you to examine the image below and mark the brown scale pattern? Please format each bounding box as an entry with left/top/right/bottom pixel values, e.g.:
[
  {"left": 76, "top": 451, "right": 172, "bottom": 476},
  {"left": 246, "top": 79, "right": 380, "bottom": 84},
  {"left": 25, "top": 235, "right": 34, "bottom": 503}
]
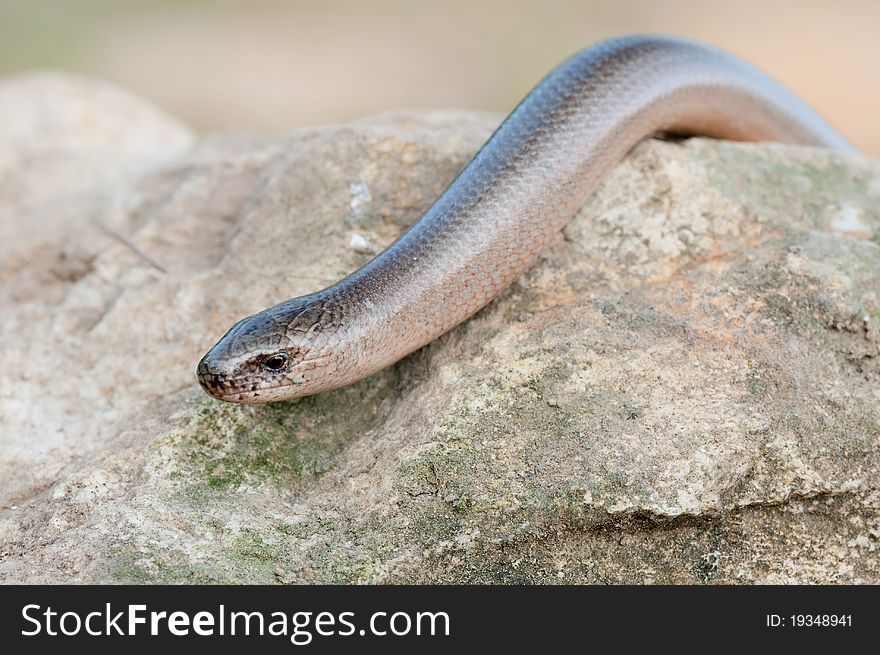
[{"left": 198, "top": 35, "right": 855, "bottom": 402}]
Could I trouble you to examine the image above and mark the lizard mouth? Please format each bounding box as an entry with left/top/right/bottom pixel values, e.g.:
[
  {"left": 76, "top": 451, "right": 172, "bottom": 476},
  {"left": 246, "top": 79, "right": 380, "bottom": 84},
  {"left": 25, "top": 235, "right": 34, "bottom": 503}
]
[
  {"left": 196, "top": 348, "right": 331, "bottom": 403},
  {"left": 196, "top": 358, "right": 273, "bottom": 403},
  {"left": 195, "top": 370, "right": 288, "bottom": 403}
]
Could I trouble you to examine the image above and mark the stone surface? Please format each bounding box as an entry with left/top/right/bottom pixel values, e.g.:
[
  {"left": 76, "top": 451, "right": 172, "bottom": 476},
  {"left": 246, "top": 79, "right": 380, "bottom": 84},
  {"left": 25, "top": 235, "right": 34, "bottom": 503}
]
[{"left": 0, "top": 74, "right": 878, "bottom": 584}]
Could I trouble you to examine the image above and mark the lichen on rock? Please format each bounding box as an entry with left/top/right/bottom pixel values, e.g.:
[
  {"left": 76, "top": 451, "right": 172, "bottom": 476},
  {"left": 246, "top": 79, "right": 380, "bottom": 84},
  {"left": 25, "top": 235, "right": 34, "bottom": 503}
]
[{"left": 0, "top": 75, "right": 878, "bottom": 584}]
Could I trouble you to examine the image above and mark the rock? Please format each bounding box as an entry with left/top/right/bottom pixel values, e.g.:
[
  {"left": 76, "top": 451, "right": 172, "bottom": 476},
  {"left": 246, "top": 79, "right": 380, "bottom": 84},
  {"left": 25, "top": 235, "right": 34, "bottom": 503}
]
[
  {"left": 0, "top": 74, "right": 878, "bottom": 584},
  {"left": 0, "top": 72, "right": 193, "bottom": 295}
]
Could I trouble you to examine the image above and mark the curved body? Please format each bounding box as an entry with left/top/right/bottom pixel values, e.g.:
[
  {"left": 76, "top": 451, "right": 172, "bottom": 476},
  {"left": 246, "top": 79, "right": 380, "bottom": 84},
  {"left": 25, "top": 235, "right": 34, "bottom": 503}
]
[{"left": 197, "top": 35, "right": 855, "bottom": 403}]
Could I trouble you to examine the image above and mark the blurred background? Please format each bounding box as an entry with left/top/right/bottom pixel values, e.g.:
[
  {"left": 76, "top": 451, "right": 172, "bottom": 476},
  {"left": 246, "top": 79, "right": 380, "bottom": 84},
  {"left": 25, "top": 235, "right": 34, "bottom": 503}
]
[{"left": 2, "top": 0, "right": 878, "bottom": 154}]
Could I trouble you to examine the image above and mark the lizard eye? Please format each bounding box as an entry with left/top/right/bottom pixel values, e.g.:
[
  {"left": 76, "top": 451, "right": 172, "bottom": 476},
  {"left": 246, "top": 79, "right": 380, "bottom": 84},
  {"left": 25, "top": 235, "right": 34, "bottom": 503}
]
[{"left": 262, "top": 353, "right": 288, "bottom": 371}]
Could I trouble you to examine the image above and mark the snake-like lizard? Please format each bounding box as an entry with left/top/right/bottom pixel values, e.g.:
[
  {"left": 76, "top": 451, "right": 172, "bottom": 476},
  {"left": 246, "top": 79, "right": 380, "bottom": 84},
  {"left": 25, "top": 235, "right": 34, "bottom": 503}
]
[{"left": 197, "top": 35, "right": 854, "bottom": 403}]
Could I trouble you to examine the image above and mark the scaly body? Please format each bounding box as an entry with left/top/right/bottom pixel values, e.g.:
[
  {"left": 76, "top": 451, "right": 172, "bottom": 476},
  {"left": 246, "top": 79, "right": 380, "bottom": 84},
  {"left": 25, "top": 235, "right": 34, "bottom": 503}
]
[{"left": 197, "top": 35, "right": 854, "bottom": 403}]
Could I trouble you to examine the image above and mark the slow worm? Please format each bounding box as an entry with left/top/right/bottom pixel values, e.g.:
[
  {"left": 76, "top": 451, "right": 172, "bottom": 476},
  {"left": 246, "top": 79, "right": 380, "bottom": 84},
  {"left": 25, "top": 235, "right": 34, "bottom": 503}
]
[{"left": 197, "top": 35, "right": 854, "bottom": 403}]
